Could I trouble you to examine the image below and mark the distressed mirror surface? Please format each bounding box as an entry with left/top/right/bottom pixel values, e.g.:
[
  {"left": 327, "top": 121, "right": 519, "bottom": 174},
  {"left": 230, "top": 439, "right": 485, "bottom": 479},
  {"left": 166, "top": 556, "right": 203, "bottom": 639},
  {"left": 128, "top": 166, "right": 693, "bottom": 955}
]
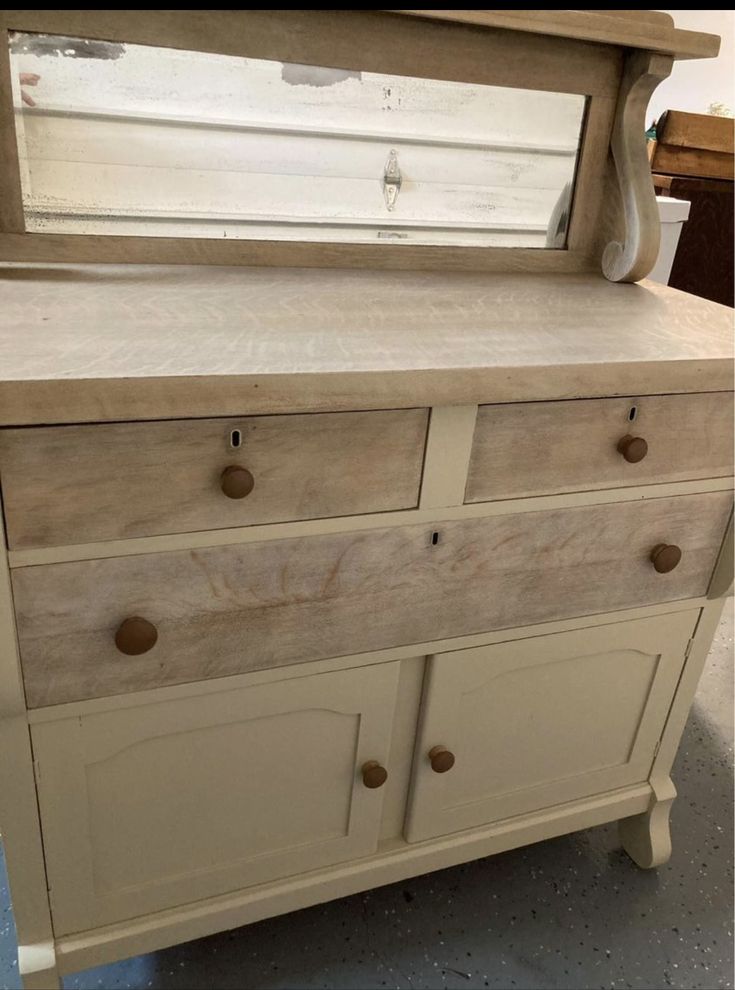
[{"left": 10, "top": 32, "right": 586, "bottom": 247}]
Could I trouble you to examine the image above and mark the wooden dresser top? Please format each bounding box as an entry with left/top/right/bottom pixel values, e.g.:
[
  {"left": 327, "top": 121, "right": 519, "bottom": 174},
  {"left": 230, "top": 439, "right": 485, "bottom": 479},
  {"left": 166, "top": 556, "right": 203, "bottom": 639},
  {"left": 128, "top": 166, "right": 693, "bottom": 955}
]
[{"left": 0, "top": 264, "right": 731, "bottom": 426}]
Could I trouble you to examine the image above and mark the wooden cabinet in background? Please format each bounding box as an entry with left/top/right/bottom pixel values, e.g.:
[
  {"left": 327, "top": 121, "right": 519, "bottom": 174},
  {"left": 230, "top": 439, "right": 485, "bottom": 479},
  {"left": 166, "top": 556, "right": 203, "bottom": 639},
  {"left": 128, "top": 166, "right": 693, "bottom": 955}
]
[{"left": 651, "top": 110, "right": 734, "bottom": 307}]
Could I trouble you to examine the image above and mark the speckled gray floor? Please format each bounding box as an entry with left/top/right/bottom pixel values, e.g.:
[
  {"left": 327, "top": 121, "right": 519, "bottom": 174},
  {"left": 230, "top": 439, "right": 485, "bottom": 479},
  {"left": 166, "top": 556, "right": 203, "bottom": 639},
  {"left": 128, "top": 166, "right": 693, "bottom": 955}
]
[{"left": 2, "top": 607, "right": 733, "bottom": 990}]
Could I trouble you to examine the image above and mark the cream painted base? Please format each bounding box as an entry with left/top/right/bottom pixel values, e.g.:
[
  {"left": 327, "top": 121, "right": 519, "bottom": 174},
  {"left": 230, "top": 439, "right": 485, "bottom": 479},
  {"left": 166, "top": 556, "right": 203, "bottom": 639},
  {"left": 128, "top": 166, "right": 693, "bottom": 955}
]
[
  {"left": 618, "top": 777, "right": 676, "bottom": 868},
  {"left": 53, "top": 781, "right": 652, "bottom": 978},
  {"left": 0, "top": 401, "right": 729, "bottom": 987},
  {"left": 17, "top": 942, "right": 59, "bottom": 990},
  {"left": 4, "top": 598, "right": 730, "bottom": 988}
]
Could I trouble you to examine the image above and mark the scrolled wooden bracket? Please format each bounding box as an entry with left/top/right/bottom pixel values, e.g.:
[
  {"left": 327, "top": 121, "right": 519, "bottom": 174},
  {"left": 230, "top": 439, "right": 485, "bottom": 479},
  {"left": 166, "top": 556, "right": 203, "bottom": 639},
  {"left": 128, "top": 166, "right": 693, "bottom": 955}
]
[{"left": 602, "top": 51, "right": 673, "bottom": 283}]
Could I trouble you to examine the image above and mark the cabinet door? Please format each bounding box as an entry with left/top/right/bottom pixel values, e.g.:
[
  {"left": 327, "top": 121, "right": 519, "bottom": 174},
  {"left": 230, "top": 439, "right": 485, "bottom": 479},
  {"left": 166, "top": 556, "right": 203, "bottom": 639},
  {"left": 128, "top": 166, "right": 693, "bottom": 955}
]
[
  {"left": 406, "top": 612, "right": 697, "bottom": 843},
  {"left": 33, "top": 662, "right": 399, "bottom": 935}
]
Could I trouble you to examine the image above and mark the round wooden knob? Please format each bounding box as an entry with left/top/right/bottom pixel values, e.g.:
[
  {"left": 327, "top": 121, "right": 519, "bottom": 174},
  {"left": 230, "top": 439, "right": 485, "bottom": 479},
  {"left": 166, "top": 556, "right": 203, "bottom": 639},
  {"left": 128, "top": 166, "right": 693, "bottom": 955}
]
[
  {"left": 650, "top": 543, "right": 682, "bottom": 574},
  {"left": 617, "top": 434, "right": 648, "bottom": 463},
  {"left": 361, "top": 761, "right": 388, "bottom": 789},
  {"left": 115, "top": 616, "right": 158, "bottom": 656},
  {"left": 220, "top": 465, "right": 255, "bottom": 499},
  {"left": 429, "top": 745, "right": 455, "bottom": 774}
]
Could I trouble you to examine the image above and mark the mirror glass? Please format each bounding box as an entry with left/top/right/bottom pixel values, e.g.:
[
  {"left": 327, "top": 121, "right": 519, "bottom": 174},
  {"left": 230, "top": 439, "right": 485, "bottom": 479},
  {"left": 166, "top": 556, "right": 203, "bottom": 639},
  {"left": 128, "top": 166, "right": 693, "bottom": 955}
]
[{"left": 10, "top": 32, "right": 586, "bottom": 248}]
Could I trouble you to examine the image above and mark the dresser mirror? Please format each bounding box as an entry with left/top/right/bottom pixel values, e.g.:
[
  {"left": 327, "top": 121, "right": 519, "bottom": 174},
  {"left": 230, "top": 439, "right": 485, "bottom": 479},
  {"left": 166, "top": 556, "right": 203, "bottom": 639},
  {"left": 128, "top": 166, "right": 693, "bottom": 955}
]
[{"left": 10, "top": 32, "right": 586, "bottom": 248}]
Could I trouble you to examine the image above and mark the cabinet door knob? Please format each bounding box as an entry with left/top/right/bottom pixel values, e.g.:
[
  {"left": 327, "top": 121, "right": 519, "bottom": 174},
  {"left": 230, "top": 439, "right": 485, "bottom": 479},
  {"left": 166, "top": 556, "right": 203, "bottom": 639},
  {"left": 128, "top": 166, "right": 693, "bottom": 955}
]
[
  {"left": 361, "top": 761, "right": 388, "bottom": 789},
  {"left": 428, "top": 745, "right": 455, "bottom": 773},
  {"left": 650, "top": 543, "right": 682, "bottom": 574},
  {"left": 617, "top": 434, "right": 648, "bottom": 463},
  {"left": 220, "top": 465, "right": 255, "bottom": 499},
  {"left": 115, "top": 616, "right": 158, "bottom": 656}
]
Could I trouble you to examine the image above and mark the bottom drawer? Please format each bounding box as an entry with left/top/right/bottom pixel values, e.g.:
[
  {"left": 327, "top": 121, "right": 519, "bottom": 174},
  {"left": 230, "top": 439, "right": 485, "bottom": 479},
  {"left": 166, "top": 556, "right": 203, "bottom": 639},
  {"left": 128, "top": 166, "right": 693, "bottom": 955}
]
[
  {"left": 14, "top": 490, "right": 732, "bottom": 707},
  {"left": 33, "top": 662, "right": 399, "bottom": 934},
  {"left": 405, "top": 610, "right": 697, "bottom": 842}
]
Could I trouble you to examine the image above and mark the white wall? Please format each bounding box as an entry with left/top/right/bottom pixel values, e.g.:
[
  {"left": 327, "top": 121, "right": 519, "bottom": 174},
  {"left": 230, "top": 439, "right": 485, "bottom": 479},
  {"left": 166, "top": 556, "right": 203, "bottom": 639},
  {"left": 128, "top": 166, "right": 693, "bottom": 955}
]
[{"left": 648, "top": 10, "right": 735, "bottom": 124}]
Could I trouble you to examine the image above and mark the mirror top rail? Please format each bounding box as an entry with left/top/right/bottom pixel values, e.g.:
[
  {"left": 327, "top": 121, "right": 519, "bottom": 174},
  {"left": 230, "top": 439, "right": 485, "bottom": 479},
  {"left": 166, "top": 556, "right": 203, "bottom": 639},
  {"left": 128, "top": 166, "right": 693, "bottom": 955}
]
[
  {"left": 0, "top": 10, "right": 721, "bottom": 279},
  {"left": 1, "top": 10, "right": 720, "bottom": 62},
  {"left": 387, "top": 11, "right": 720, "bottom": 61}
]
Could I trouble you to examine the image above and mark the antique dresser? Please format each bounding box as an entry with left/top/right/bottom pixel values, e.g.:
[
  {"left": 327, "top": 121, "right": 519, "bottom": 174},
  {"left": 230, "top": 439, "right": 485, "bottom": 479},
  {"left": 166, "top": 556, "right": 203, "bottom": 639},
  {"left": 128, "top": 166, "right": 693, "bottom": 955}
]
[{"left": 0, "top": 10, "right": 732, "bottom": 989}]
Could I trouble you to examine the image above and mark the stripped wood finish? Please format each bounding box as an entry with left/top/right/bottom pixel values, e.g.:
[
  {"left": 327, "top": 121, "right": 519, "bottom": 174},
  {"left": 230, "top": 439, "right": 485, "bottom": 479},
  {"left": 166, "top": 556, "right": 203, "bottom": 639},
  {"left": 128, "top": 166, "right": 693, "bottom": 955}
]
[
  {"left": 0, "top": 267, "right": 732, "bottom": 427},
  {"left": 390, "top": 11, "right": 719, "bottom": 59},
  {"left": 602, "top": 52, "right": 672, "bottom": 282},
  {"left": 0, "top": 409, "right": 429, "bottom": 549},
  {"left": 466, "top": 392, "right": 735, "bottom": 502},
  {"left": 0, "top": 37, "right": 23, "bottom": 233},
  {"left": 14, "top": 491, "right": 732, "bottom": 707}
]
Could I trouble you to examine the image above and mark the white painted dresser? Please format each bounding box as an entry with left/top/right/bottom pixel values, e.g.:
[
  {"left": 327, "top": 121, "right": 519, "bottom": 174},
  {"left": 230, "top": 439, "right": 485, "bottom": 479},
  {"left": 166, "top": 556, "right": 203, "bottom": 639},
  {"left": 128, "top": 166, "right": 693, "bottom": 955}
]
[{"left": 0, "top": 10, "right": 732, "bottom": 990}]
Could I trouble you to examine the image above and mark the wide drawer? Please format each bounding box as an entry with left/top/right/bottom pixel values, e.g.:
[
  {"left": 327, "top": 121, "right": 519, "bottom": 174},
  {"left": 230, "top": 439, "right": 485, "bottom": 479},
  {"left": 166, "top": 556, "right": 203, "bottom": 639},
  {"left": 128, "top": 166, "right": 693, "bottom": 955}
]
[
  {"left": 465, "top": 392, "right": 734, "bottom": 502},
  {"left": 14, "top": 491, "right": 731, "bottom": 707},
  {"left": 0, "top": 408, "right": 429, "bottom": 549}
]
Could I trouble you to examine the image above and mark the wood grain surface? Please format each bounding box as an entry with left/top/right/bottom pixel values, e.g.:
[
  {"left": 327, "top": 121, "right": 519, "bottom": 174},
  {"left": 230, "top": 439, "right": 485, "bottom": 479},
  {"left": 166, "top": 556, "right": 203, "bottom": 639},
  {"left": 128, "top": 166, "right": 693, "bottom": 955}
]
[
  {"left": 14, "top": 491, "right": 732, "bottom": 707},
  {"left": 651, "top": 144, "right": 734, "bottom": 181},
  {"left": 602, "top": 52, "right": 672, "bottom": 282},
  {"left": 0, "top": 266, "right": 731, "bottom": 425},
  {"left": 466, "top": 392, "right": 734, "bottom": 502},
  {"left": 0, "top": 409, "right": 428, "bottom": 549},
  {"left": 390, "top": 11, "right": 719, "bottom": 60},
  {"left": 656, "top": 110, "right": 734, "bottom": 154}
]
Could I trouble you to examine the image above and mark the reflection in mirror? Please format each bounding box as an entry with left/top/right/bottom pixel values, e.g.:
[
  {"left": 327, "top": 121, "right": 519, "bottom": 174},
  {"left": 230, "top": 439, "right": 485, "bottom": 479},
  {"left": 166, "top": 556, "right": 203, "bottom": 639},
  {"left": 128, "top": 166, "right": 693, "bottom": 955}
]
[{"left": 10, "top": 32, "right": 586, "bottom": 247}]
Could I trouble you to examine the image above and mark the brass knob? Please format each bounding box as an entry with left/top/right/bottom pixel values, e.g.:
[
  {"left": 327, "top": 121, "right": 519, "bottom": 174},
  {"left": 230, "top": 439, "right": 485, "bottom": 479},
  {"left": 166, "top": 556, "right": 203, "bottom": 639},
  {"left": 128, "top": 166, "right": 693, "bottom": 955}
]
[
  {"left": 617, "top": 434, "right": 648, "bottom": 463},
  {"left": 361, "top": 761, "right": 388, "bottom": 789},
  {"left": 115, "top": 616, "right": 158, "bottom": 656},
  {"left": 220, "top": 465, "right": 255, "bottom": 499},
  {"left": 428, "top": 745, "right": 455, "bottom": 773},
  {"left": 650, "top": 543, "right": 682, "bottom": 574}
]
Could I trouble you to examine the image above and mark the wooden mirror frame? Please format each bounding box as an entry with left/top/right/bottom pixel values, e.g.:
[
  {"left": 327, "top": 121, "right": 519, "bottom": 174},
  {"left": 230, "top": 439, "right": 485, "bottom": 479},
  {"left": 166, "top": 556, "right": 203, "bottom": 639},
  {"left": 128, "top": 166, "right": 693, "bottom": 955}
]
[{"left": 0, "top": 10, "right": 719, "bottom": 280}]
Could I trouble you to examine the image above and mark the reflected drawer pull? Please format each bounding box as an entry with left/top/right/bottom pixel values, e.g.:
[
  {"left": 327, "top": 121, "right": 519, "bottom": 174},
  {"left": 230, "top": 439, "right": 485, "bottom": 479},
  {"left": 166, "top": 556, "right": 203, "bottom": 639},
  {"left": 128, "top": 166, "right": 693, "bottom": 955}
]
[
  {"left": 428, "top": 745, "right": 455, "bottom": 773},
  {"left": 650, "top": 543, "right": 682, "bottom": 574},
  {"left": 361, "top": 761, "right": 388, "bottom": 789},
  {"left": 617, "top": 434, "right": 648, "bottom": 463},
  {"left": 220, "top": 465, "right": 255, "bottom": 500},
  {"left": 114, "top": 617, "right": 158, "bottom": 656}
]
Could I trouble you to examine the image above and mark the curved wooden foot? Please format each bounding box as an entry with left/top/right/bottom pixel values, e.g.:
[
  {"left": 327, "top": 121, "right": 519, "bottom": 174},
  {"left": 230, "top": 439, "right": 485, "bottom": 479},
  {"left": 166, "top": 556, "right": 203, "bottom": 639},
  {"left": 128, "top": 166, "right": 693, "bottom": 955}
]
[
  {"left": 18, "top": 941, "right": 61, "bottom": 989},
  {"left": 619, "top": 777, "right": 676, "bottom": 869}
]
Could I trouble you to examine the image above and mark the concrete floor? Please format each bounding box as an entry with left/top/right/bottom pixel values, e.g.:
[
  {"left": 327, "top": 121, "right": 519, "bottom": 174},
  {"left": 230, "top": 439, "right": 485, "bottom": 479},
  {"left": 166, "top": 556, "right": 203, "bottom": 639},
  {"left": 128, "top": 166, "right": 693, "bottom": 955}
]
[{"left": 2, "top": 607, "right": 733, "bottom": 990}]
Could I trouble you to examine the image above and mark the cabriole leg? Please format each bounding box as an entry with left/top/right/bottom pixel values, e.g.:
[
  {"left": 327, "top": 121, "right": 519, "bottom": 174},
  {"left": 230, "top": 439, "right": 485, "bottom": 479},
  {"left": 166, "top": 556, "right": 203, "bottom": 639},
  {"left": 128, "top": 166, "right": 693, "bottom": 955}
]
[{"left": 619, "top": 777, "right": 676, "bottom": 869}]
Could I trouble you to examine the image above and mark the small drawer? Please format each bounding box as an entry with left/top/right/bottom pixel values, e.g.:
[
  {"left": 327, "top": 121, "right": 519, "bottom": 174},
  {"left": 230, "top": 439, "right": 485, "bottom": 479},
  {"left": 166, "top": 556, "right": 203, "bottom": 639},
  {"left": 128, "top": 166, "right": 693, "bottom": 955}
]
[
  {"left": 0, "top": 408, "right": 428, "bottom": 549},
  {"left": 465, "top": 392, "right": 734, "bottom": 503},
  {"left": 14, "top": 491, "right": 731, "bottom": 707}
]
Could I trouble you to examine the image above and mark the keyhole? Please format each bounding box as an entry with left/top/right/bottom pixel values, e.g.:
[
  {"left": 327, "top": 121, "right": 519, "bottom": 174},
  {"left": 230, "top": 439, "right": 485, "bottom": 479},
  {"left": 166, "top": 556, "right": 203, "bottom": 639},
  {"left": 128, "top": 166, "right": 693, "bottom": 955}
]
[
  {"left": 230, "top": 429, "right": 242, "bottom": 449},
  {"left": 628, "top": 405, "right": 638, "bottom": 423},
  {"left": 430, "top": 531, "right": 440, "bottom": 547}
]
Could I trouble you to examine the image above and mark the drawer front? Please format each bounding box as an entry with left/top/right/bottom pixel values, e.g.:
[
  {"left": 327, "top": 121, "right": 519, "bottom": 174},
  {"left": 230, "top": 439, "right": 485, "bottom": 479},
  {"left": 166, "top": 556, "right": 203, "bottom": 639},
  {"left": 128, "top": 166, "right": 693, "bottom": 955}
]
[
  {"left": 0, "top": 408, "right": 428, "bottom": 549},
  {"left": 32, "top": 662, "right": 400, "bottom": 934},
  {"left": 15, "top": 491, "right": 731, "bottom": 707},
  {"left": 405, "top": 611, "right": 697, "bottom": 842},
  {"left": 466, "top": 392, "right": 734, "bottom": 502}
]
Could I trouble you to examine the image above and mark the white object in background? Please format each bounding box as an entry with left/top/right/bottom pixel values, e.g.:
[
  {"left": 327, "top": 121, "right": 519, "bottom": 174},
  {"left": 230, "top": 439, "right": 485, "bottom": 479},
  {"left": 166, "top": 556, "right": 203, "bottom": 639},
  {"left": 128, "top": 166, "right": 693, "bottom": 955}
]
[{"left": 649, "top": 195, "right": 691, "bottom": 284}]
